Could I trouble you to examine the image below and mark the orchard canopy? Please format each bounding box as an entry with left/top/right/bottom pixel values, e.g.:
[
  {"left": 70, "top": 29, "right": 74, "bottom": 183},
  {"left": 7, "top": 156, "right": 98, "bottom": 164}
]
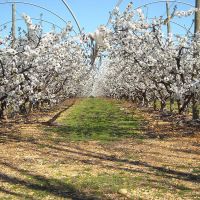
[{"left": 0, "top": 0, "right": 200, "bottom": 118}]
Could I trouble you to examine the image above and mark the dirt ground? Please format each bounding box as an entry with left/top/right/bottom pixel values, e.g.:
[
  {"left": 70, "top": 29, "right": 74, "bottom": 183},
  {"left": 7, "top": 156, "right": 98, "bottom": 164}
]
[{"left": 0, "top": 98, "right": 200, "bottom": 200}]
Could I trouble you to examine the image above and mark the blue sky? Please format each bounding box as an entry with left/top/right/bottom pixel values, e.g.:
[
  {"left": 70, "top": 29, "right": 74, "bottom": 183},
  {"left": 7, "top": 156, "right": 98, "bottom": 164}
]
[{"left": 0, "top": 0, "right": 196, "bottom": 37}]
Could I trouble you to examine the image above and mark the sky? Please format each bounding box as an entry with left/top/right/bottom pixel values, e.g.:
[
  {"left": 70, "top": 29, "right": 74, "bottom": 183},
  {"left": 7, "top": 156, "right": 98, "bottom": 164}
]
[{"left": 0, "top": 0, "right": 196, "bottom": 37}]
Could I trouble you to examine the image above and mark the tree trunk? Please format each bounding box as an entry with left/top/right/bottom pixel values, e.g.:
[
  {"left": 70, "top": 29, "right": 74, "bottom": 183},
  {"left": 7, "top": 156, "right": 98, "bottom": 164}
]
[
  {"left": 160, "top": 100, "right": 166, "bottom": 112},
  {"left": 192, "top": 96, "right": 199, "bottom": 120},
  {"left": 19, "top": 103, "right": 27, "bottom": 114},
  {"left": 169, "top": 95, "right": 174, "bottom": 112},
  {"left": 153, "top": 98, "right": 157, "bottom": 110},
  {"left": 0, "top": 102, "right": 8, "bottom": 121},
  {"left": 28, "top": 102, "right": 33, "bottom": 114},
  {"left": 177, "top": 100, "right": 181, "bottom": 114}
]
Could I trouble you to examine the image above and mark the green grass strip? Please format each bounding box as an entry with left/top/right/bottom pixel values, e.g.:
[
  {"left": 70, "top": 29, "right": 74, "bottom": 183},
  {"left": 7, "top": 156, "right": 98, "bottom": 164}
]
[{"left": 47, "top": 98, "right": 140, "bottom": 141}]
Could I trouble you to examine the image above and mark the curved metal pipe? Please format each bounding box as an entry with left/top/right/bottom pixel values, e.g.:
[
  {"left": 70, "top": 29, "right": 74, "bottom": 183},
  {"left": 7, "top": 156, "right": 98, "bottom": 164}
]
[
  {"left": 167, "top": 21, "right": 193, "bottom": 35},
  {"left": 0, "top": 18, "right": 78, "bottom": 35},
  {"left": 107, "top": 0, "right": 195, "bottom": 26},
  {"left": 116, "top": 0, "right": 124, "bottom": 7},
  {"left": 0, "top": 18, "right": 63, "bottom": 30},
  {"left": 60, "top": 0, "right": 82, "bottom": 34},
  {"left": 107, "top": 0, "right": 124, "bottom": 26},
  {"left": 0, "top": 1, "right": 68, "bottom": 25},
  {"left": 147, "top": 18, "right": 193, "bottom": 35},
  {"left": 134, "top": 1, "right": 194, "bottom": 10}
]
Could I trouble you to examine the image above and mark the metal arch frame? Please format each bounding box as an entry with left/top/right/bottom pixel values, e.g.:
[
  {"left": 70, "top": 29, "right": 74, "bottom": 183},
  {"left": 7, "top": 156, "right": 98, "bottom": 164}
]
[
  {"left": 114, "top": 0, "right": 195, "bottom": 9},
  {"left": 134, "top": 1, "right": 195, "bottom": 10},
  {"left": 146, "top": 18, "right": 194, "bottom": 35},
  {"left": 60, "top": 0, "right": 82, "bottom": 34},
  {"left": 133, "top": 1, "right": 195, "bottom": 36},
  {"left": 0, "top": 1, "right": 82, "bottom": 33},
  {"left": 0, "top": 18, "right": 63, "bottom": 30},
  {"left": 107, "top": 0, "right": 195, "bottom": 26},
  {"left": 107, "top": 0, "right": 124, "bottom": 26},
  {"left": 115, "top": 0, "right": 124, "bottom": 7},
  {"left": 165, "top": 21, "right": 193, "bottom": 35}
]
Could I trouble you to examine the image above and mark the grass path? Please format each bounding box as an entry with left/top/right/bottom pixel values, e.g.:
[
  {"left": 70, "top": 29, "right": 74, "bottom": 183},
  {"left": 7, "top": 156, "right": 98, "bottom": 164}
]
[
  {"left": 0, "top": 98, "right": 200, "bottom": 200},
  {"left": 48, "top": 98, "right": 140, "bottom": 141}
]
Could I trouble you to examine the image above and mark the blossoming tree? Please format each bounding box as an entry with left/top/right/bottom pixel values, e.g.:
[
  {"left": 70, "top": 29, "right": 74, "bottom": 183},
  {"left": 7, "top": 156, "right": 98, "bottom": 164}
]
[
  {"left": 0, "top": 14, "right": 90, "bottom": 119},
  {"left": 94, "top": 2, "right": 200, "bottom": 119}
]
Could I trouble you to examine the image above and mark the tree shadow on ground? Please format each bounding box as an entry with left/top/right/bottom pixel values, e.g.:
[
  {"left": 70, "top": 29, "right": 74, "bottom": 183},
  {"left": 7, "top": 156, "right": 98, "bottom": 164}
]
[
  {"left": 0, "top": 162, "right": 100, "bottom": 200},
  {"left": 171, "top": 148, "right": 200, "bottom": 155},
  {"left": 1, "top": 160, "right": 196, "bottom": 199},
  {"left": 0, "top": 187, "right": 35, "bottom": 199},
  {"left": 0, "top": 130, "right": 38, "bottom": 144},
  {"left": 45, "top": 122, "right": 140, "bottom": 141},
  {"left": 24, "top": 139, "right": 200, "bottom": 184}
]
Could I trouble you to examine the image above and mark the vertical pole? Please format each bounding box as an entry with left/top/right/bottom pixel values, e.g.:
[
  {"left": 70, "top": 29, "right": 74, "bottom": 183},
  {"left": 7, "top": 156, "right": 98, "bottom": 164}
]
[
  {"left": 192, "top": 0, "right": 200, "bottom": 120},
  {"left": 166, "top": 1, "right": 174, "bottom": 112},
  {"left": 195, "top": 0, "right": 200, "bottom": 34},
  {"left": 166, "top": 0, "right": 171, "bottom": 35},
  {"left": 12, "top": 3, "right": 16, "bottom": 48}
]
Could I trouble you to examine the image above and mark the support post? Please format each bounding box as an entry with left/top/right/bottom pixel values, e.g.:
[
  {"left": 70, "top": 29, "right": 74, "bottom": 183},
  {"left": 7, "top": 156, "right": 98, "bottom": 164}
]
[
  {"left": 192, "top": 0, "right": 200, "bottom": 120},
  {"left": 195, "top": 0, "right": 200, "bottom": 34},
  {"left": 166, "top": 0, "right": 171, "bottom": 35},
  {"left": 12, "top": 3, "right": 16, "bottom": 48}
]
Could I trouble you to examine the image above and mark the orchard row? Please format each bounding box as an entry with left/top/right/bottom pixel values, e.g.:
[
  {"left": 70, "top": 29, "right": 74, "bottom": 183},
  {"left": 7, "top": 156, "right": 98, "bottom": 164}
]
[
  {"left": 0, "top": 14, "right": 91, "bottom": 119},
  {"left": 94, "top": 3, "right": 200, "bottom": 118},
  {"left": 0, "top": 2, "right": 199, "bottom": 120}
]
